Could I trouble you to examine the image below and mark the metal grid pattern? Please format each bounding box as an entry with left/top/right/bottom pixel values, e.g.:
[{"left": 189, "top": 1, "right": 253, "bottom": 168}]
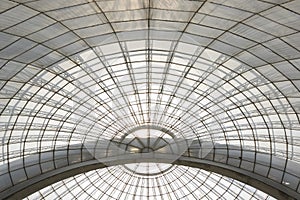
[
  {"left": 0, "top": 0, "right": 300, "bottom": 199},
  {"left": 24, "top": 165, "right": 275, "bottom": 200}
]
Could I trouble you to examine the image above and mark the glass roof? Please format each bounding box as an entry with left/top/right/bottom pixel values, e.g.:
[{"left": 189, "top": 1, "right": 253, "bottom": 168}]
[
  {"left": 24, "top": 164, "right": 276, "bottom": 200},
  {"left": 0, "top": 0, "right": 300, "bottom": 199}
]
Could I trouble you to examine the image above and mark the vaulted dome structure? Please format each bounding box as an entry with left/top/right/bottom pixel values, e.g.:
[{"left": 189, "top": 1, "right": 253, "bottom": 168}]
[{"left": 0, "top": 0, "right": 300, "bottom": 199}]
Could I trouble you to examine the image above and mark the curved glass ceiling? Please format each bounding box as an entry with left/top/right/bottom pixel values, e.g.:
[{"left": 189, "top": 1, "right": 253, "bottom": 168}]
[
  {"left": 25, "top": 164, "right": 275, "bottom": 200},
  {"left": 0, "top": 0, "right": 300, "bottom": 199}
]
